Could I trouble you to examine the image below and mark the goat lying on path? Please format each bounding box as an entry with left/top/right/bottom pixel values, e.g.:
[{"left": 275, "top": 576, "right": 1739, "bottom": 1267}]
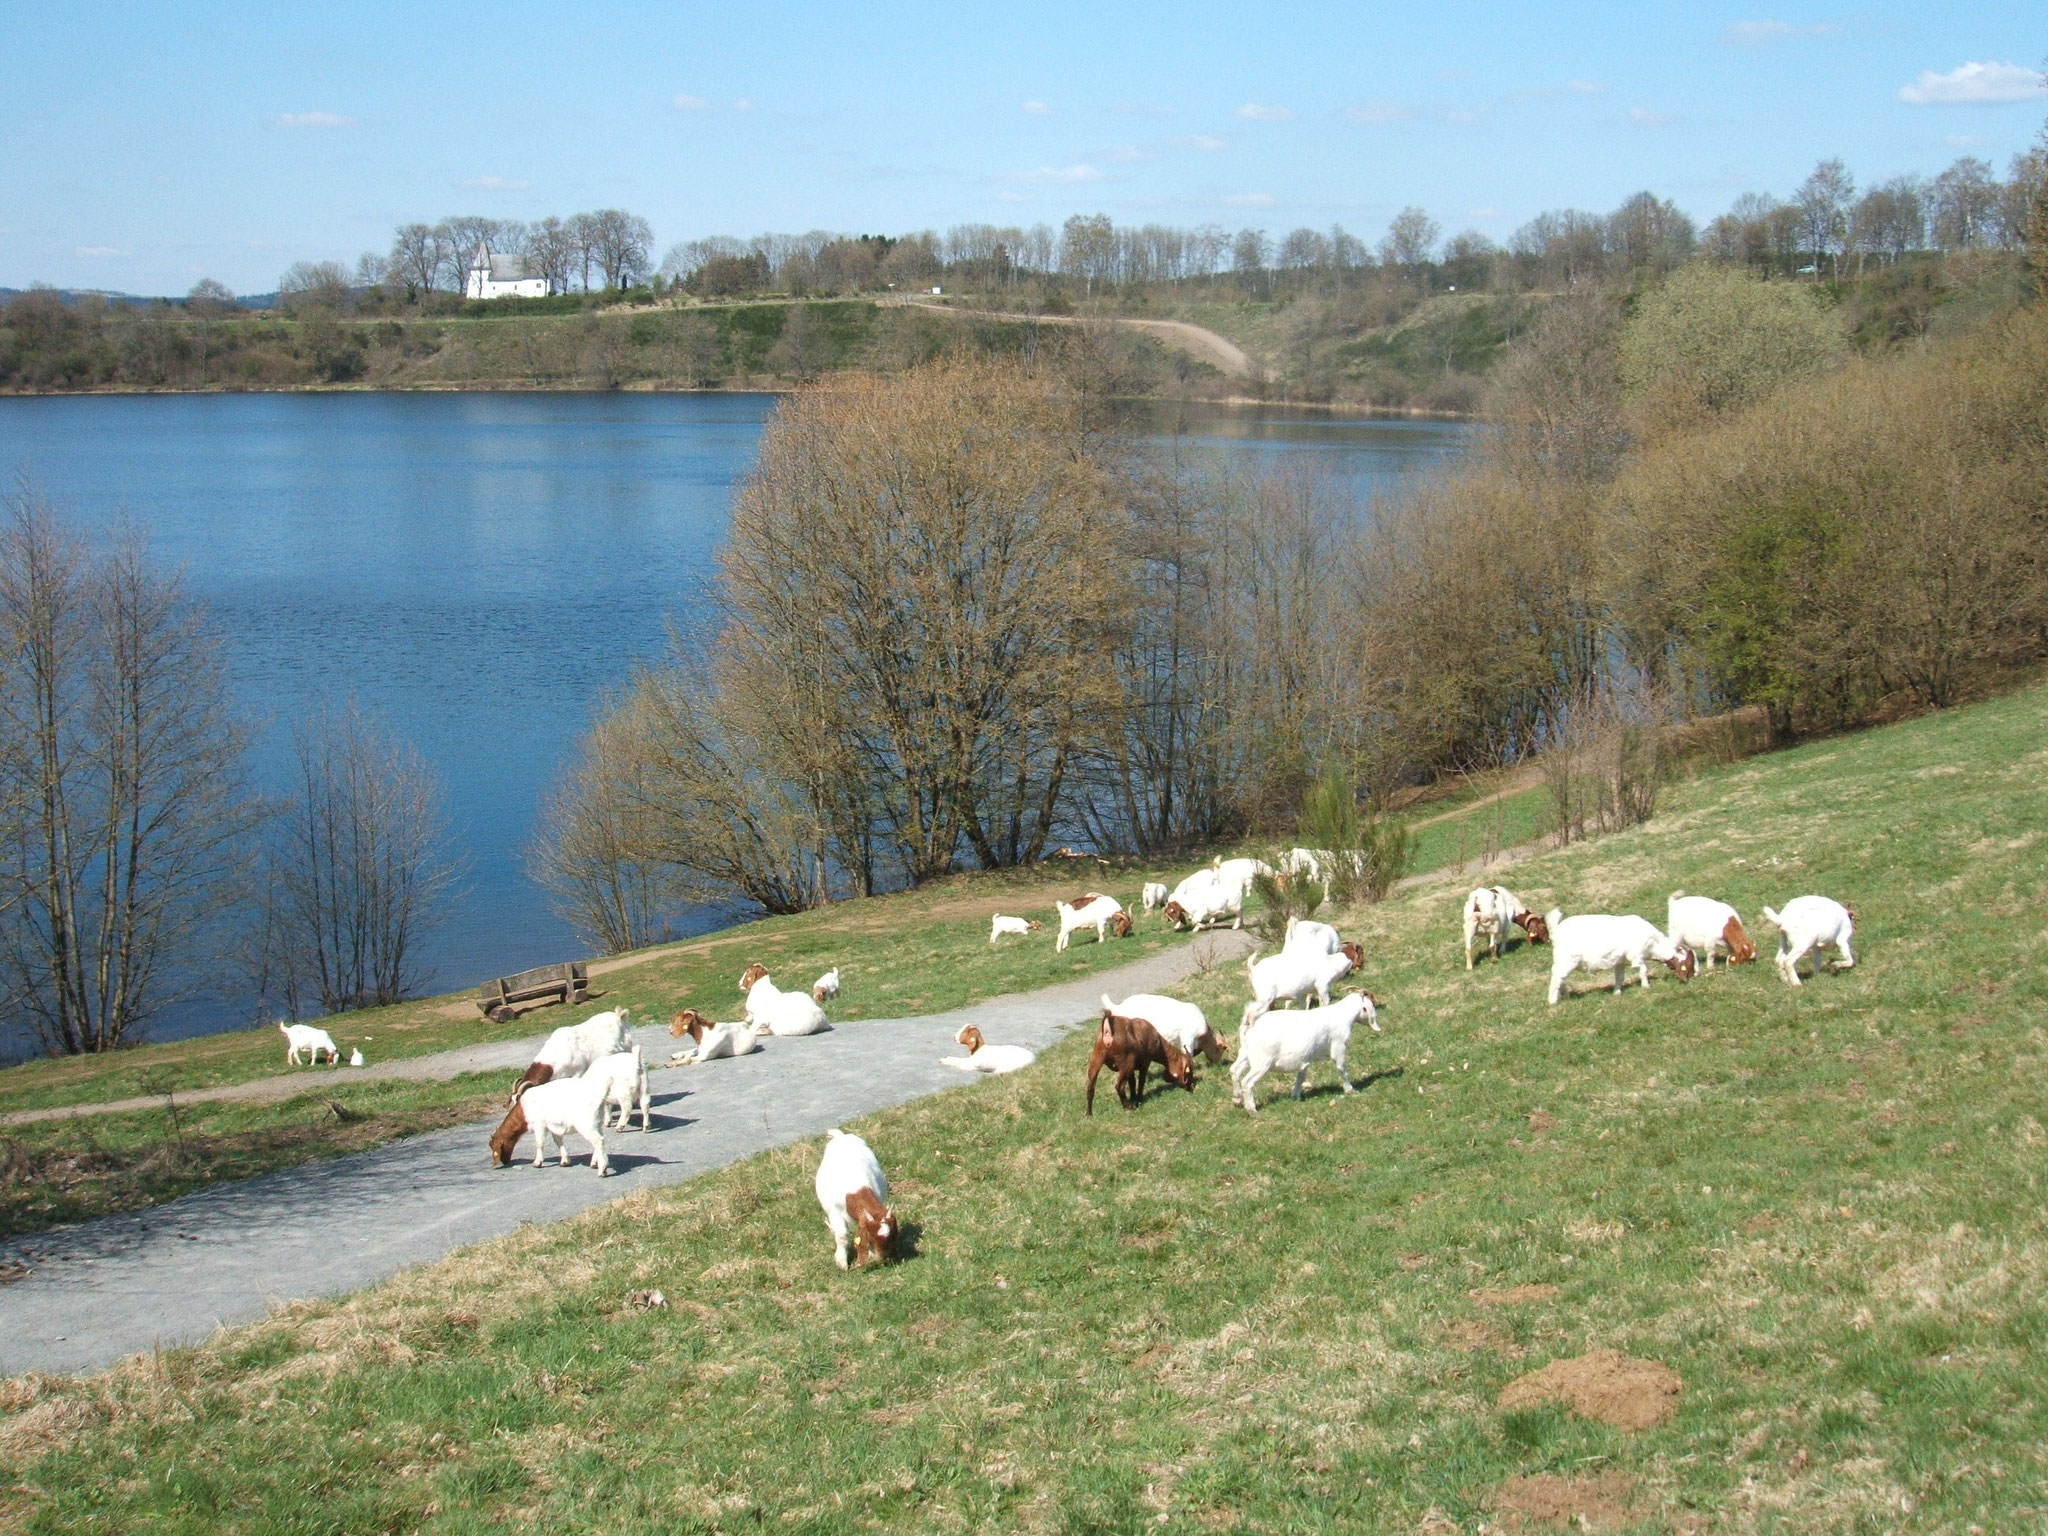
[{"left": 667, "top": 1008, "right": 764, "bottom": 1065}]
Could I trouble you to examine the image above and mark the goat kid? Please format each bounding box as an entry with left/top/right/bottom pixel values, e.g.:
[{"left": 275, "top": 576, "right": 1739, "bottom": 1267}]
[
  {"left": 489, "top": 1071, "right": 611, "bottom": 1174},
  {"left": 1242, "top": 947, "right": 1359, "bottom": 1030},
  {"left": 1140, "top": 881, "right": 1170, "bottom": 914},
  {"left": 811, "top": 967, "right": 842, "bottom": 1004},
  {"left": 815, "top": 1128, "right": 898, "bottom": 1269},
  {"left": 586, "top": 1045, "right": 650, "bottom": 1131},
  {"left": 1462, "top": 886, "right": 1548, "bottom": 969},
  {"left": 667, "top": 1008, "right": 765, "bottom": 1064},
  {"left": 1084, "top": 1009, "right": 1193, "bottom": 1115},
  {"left": 742, "top": 973, "right": 832, "bottom": 1035},
  {"left": 989, "top": 913, "right": 1041, "bottom": 942}
]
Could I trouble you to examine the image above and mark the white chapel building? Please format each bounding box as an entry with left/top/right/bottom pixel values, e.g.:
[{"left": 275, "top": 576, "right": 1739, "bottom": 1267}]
[{"left": 464, "top": 242, "right": 550, "bottom": 300}]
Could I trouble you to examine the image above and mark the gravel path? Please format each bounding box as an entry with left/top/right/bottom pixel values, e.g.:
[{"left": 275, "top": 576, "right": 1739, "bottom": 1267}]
[{"left": 0, "top": 931, "right": 1252, "bottom": 1378}]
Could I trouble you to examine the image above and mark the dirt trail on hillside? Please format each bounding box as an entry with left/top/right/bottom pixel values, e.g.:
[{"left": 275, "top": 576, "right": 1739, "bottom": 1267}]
[{"left": 881, "top": 298, "right": 1256, "bottom": 379}]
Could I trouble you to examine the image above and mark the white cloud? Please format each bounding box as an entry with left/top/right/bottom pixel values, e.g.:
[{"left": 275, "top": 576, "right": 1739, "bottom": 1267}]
[
  {"left": 464, "top": 175, "right": 530, "bottom": 190},
  {"left": 1628, "top": 106, "right": 1679, "bottom": 127},
  {"left": 275, "top": 111, "right": 355, "bottom": 129},
  {"left": 1022, "top": 99, "right": 1055, "bottom": 116},
  {"left": 672, "top": 94, "right": 711, "bottom": 110},
  {"left": 1345, "top": 101, "right": 1413, "bottom": 124},
  {"left": 1234, "top": 103, "right": 1293, "bottom": 122},
  {"left": 1724, "top": 20, "right": 1839, "bottom": 47},
  {"left": 1567, "top": 79, "right": 1607, "bottom": 95},
  {"left": 76, "top": 245, "right": 120, "bottom": 258},
  {"left": 1008, "top": 164, "right": 1101, "bottom": 184},
  {"left": 1168, "top": 133, "right": 1228, "bottom": 151},
  {"left": 1224, "top": 191, "right": 1277, "bottom": 207},
  {"left": 1898, "top": 61, "right": 2047, "bottom": 106}
]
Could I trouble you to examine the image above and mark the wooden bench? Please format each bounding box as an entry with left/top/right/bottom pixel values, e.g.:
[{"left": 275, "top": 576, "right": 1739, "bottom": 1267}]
[{"left": 475, "top": 961, "right": 590, "bottom": 1022}]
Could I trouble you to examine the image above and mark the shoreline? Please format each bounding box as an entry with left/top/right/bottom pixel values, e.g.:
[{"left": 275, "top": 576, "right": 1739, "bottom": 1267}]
[{"left": 0, "top": 380, "right": 1478, "bottom": 421}]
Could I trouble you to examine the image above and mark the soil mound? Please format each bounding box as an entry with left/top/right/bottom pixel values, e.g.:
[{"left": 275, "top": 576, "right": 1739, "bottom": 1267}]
[
  {"left": 1498, "top": 1349, "right": 1681, "bottom": 1431},
  {"left": 1492, "top": 1471, "right": 1640, "bottom": 1529}
]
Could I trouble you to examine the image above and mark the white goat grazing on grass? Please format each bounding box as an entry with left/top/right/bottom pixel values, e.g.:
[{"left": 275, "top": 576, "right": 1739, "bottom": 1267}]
[
  {"left": 989, "top": 914, "right": 1040, "bottom": 942},
  {"left": 279, "top": 1022, "right": 341, "bottom": 1066},
  {"left": 1054, "top": 893, "right": 1131, "bottom": 952},
  {"left": 1762, "top": 896, "right": 1856, "bottom": 985},
  {"left": 815, "top": 1129, "right": 898, "bottom": 1268},
  {"left": 811, "top": 967, "right": 841, "bottom": 1004},
  {"left": 1544, "top": 912, "right": 1695, "bottom": 1004}
]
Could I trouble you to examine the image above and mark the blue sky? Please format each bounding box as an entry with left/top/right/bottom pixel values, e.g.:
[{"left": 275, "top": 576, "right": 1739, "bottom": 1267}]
[{"left": 3, "top": 1, "right": 2043, "bottom": 294}]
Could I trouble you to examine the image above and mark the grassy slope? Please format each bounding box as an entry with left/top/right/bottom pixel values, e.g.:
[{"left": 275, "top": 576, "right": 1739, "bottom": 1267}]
[
  {"left": 5, "top": 683, "right": 2043, "bottom": 1531},
  {"left": 0, "top": 789, "right": 1533, "bottom": 1236}
]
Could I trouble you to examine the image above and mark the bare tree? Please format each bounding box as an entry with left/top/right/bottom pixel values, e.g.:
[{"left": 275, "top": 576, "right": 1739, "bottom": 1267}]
[
  {"left": 388, "top": 223, "right": 448, "bottom": 301},
  {"left": 1795, "top": 159, "right": 1854, "bottom": 276},
  {"left": 524, "top": 705, "right": 682, "bottom": 953},
  {"left": 590, "top": 210, "right": 655, "bottom": 289},
  {"left": 0, "top": 489, "right": 260, "bottom": 1054},
  {"left": 269, "top": 700, "right": 459, "bottom": 1013},
  {"left": 1379, "top": 207, "right": 1441, "bottom": 273}
]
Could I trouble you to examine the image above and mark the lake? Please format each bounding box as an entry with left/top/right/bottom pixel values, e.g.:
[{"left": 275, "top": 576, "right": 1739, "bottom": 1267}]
[{"left": 0, "top": 391, "right": 1472, "bottom": 1045}]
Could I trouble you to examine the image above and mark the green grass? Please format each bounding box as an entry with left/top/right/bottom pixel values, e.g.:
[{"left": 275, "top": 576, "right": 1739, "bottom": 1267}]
[{"left": 5, "top": 679, "right": 2044, "bottom": 1531}]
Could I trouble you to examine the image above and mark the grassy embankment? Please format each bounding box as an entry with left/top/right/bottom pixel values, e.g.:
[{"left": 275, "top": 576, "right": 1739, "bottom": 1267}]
[
  {"left": 4, "top": 681, "right": 2043, "bottom": 1530},
  {"left": 0, "top": 782, "right": 1545, "bottom": 1236}
]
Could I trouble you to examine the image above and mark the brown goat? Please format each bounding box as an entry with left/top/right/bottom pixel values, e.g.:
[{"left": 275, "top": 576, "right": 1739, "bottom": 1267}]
[
  {"left": 1085, "top": 1010, "right": 1193, "bottom": 1116},
  {"left": 1722, "top": 916, "right": 1758, "bottom": 964},
  {"left": 842, "top": 1186, "right": 899, "bottom": 1266},
  {"left": 1513, "top": 910, "right": 1551, "bottom": 945}
]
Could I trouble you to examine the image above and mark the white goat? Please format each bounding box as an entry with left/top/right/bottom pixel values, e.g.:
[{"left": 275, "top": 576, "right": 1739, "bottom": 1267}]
[
  {"left": 1761, "top": 896, "right": 1856, "bottom": 986},
  {"left": 1230, "top": 991, "right": 1379, "bottom": 1115},
  {"left": 278, "top": 1022, "right": 340, "bottom": 1066},
  {"left": 811, "top": 967, "right": 842, "bottom": 1004},
  {"left": 1100, "top": 992, "right": 1226, "bottom": 1063},
  {"left": 1140, "top": 881, "right": 1170, "bottom": 914},
  {"left": 668, "top": 1009, "right": 764, "bottom": 1065},
  {"left": 939, "top": 1024, "right": 1037, "bottom": 1075},
  {"left": 1212, "top": 857, "right": 1275, "bottom": 894},
  {"left": 1282, "top": 916, "right": 1343, "bottom": 955},
  {"left": 1161, "top": 874, "right": 1242, "bottom": 932},
  {"left": 814, "top": 1128, "right": 897, "bottom": 1268},
  {"left": 1545, "top": 911, "right": 1696, "bottom": 1004},
  {"left": 742, "top": 974, "right": 832, "bottom": 1035},
  {"left": 1463, "top": 886, "right": 1549, "bottom": 969},
  {"left": 1278, "top": 847, "right": 1326, "bottom": 883},
  {"left": 512, "top": 1073, "right": 611, "bottom": 1174},
  {"left": 1666, "top": 892, "right": 1759, "bottom": 970},
  {"left": 586, "top": 1046, "right": 650, "bottom": 1132},
  {"left": 1054, "top": 893, "right": 1131, "bottom": 952},
  {"left": 1242, "top": 947, "right": 1357, "bottom": 1030},
  {"left": 989, "top": 913, "right": 1041, "bottom": 942},
  {"left": 531, "top": 1010, "right": 633, "bottom": 1081}
]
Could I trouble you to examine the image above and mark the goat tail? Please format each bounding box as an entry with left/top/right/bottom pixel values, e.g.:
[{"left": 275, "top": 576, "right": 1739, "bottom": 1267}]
[{"left": 1761, "top": 906, "right": 1781, "bottom": 927}]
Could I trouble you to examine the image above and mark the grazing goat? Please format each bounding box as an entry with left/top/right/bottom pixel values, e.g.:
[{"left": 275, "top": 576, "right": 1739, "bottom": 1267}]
[
  {"left": 989, "top": 914, "right": 1041, "bottom": 942},
  {"left": 1161, "top": 873, "right": 1242, "bottom": 932},
  {"left": 509, "top": 1009, "right": 633, "bottom": 1101},
  {"left": 586, "top": 1045, "right": 650, "bottom": 1131},
  {"left": 1282, "top": 916, "right": 1343, "bottom": 955},
  {"left": 1545, "top": 911, "right": 1696, "bottom": 1004},
  {"left": 1212, "top": 857, "right": 1275, "bottom": 894},
  {"left": 742, "top": 973, "right": 832, "bottom": 1035},
  {"left": 1463, "top": 886, "right": 1547, "bottom": 969},
  {"left": 1085, "top": 1008, "right": 1194, "bottom": 1115},
  {"left": 1761, "top": 896, "right": 1856, "bottom": 986},
  {"left": 1054, "top": 893, "right": 1133, "bottom": 952},
  {"left": 1278, "top": 847, "right": 1326, "bottom": 883},
  {"left": 279, "top": 1022, "right": 341, "bottom": 1066},
  {"left": 1666, "top": 892, "right": 1758, "bottom": 970},
  {"left": 667, "top": 1008, "right": 765, "bottom": 1064},
  {"left": 939, "top": 1024, "right": 1037, "bottom": 1075},
  {"left": 811, "top": 967, "right": 842, "bottom": 1004},
  {"left": 1141, "top": 881, "right": 1170, "bottom": 914},
  {"left": 814, "top": 1129, "right": 898, "bottom": 1269},
  {"left": 489, "top": 1073, "right": 610, "bottom": 1173},
  {"left": 1242, "top": 948, "right": 1356, "bottom": 1030},
  {"left": 1100, "top": 992, "right": 1228, "bottom": 1063},
  {"left": 1231, "top": 991, "right": 1379, "bottom": 1116}
]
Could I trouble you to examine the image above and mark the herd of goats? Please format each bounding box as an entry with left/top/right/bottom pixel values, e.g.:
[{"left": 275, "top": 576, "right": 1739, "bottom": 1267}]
[{"left": 273, "top": 851, "right": 1858, "bottom": 1270}]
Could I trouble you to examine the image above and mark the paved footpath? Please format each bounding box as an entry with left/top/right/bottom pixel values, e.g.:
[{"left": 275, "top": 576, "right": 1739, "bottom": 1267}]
[{"left": 0, "top": 932, "right": 1252, "bottom": 1378}]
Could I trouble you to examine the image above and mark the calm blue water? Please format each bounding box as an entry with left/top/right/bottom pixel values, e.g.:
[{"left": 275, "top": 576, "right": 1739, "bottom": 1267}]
[{"left": 0, "top": 392, "right": 1470, "bottom": 1044}]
